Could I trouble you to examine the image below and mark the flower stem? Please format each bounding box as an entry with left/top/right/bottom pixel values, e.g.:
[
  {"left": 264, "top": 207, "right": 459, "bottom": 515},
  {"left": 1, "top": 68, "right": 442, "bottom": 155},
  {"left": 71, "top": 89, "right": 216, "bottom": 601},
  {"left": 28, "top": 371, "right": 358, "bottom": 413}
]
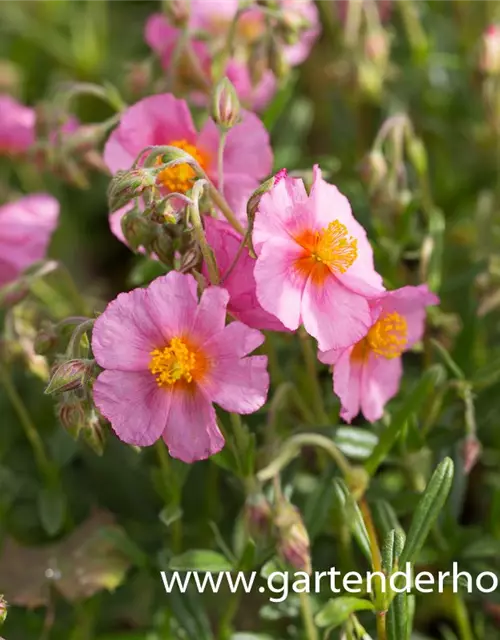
[
  {"left": 0, "top": 364, "right": 52, "bottom": 479},
  {"left": 299, "top": 592, "right": 318, "bottom": 640},
  {"left": 189, "top": 183, "right": 220, "bottom": 285},
  {"left": 298, "top": 328, "right": 329, "bottom": 424},
  {"left": 217, "top": 130, "right": 228, "bottom": 196},
  {"left": 206, "top": 181, "right": 245, "bottom": 235},
  {"left": 155, "top": 441, "right": 182, "bottom": 553}
]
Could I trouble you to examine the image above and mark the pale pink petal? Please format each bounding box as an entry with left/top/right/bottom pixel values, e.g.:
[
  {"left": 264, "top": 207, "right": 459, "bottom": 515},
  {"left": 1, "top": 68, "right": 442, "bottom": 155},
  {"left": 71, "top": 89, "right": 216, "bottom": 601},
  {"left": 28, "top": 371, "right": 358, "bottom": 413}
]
[
  {"left": 109, "top": 204, "right": 129, "bottom": 246},
  {"left": 282, "top": 0, "right": 320, "bottom": 66},
  {"left": 332, "top": 347, "right": 363, "bottom": 423},
  {"left": 201, "top": 354, "right": 269, "bottom": 414},
  {"left": 145, "top": 272, "right": 198, "bottom": 342},
  {"left": 225, "top": 60, "right": 277, "bottom": 111},
  {"left": 93, "top": 370, "right": 171, "bottom": 446},
  {"left": 301, "top": 277, "right": 372, "bottom": 351},
  {"left": 0, "top": 95, "right": 35, "bottom": 154},
  {"left": 219, "top": 172, "right": 259, "bottom": 225},
  {"left": 104, "top": 94, "right": 197, "bottom": 175},
  {"left": 192, "top": 286, "right": 230, "bottom": 344},
  {"left": 144, "top": 13, "right": 179, "bottom": 60},
  {"left": 92, "top": 287, "right": 163, "bottom": 371},
  {"left": 361, "top": 353, "right": 403, "bottom": 422},
  {"left": 318, "top": 346, "right": 344, "bottom": 367},
  {"left": 253, "top": 174, "right": 309, "bottom": 248},
  {"left": 163, "top": 387, "right": 224, "bottom": 462},
  {"left": 254, "top": 239, "right": 307, "bottom": 330},
  {"left": 189, "top": 0, "right": 239, "bottom": 30}
]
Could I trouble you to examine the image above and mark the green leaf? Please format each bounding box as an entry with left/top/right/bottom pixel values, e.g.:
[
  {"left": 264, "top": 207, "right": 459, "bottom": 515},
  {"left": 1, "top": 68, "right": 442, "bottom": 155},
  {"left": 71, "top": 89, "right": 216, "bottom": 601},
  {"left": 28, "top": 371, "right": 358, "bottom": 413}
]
[
  {"left": 304, "top": 464, "right": 337, "bottom": 539},
  {"left": 169, "top": 550, "right": 233, "bottom": 572},
  {"left": 159, "top": 505, "right": 183, "bottom": 528},
  {"left": 315, "top": 597, "right": 374, "bottom": 628},
  {"left": 332, "top": 479, "right": 371, "bottom": 561},
  {"left": 38, "top": 483, "right": 66, "bottom": 536},
  {"left": 365, "top": 365, "right": 445, "bottom": 476},
  {"left": 399, "top": 458, "right": 454, "bottom": 567},
  {"left": 333, "top": 427, "right": 378, "bottom": 460}
]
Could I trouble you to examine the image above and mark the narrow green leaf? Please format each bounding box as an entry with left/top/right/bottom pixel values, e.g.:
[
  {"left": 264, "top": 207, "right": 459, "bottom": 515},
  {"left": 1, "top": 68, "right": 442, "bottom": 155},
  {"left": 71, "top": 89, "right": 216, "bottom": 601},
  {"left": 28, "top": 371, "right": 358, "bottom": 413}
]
[
  {"left": 385, "top": 530, "right": 408, "bottom": 640},
  {"left": 169, "top": 550, "right": 233, "bottom": 572},
  {"left": 333, "top": 427, "right": 378, "bottom": 460},
  {"left": 365, "top": 365, "right": 445, "bottom": 476},
  {"left": 38, "top": 484, "right": 66, "bottom": 536},
  {"left": 315, "top": 597, "right": 374, "bottom": 628},
  {"left": 399, "top": 458, "right": 454, "bottom": 567},
  {"left": 159, "top": 505, "right": 183, "bottom": 528},
  {"left": 332, "top": 479, "right": 371, "bottom": 561}
]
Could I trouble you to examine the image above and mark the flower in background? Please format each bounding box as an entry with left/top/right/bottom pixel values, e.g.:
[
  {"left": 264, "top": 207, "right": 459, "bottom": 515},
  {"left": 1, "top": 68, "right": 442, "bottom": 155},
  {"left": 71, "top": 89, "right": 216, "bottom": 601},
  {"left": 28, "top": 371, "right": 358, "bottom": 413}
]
[
  {"left": 479, "top": 25, "right": 500, "bottom": 75},
  {"left": 253, "top": 165, "right": 385, "bottom": 352},
  {"left": 92, "top": 271, "right": 269, "bottom": 463},
  {"left": 145, "top": 0, "right": 319, "bottom": 110},
  {"left": 0, "top": 194, "right": 59, "bottom": 288},
  {"left": 320, "top": 285, "right": 439, "bottom": 423},
  {"left": 104, "top": 92, "right": 272, "bottom": 240},
  {"left": 0, "top": 94, "right": 35, "bottom": 156},
  {"left": 203, "top": 216, "right": 287, "bottom": 332}
]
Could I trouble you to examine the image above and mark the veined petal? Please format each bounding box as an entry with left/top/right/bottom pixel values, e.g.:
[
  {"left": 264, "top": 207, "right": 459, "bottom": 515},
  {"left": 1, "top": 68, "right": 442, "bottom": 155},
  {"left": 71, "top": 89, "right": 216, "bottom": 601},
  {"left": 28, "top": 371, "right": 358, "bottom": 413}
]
[
  {"left": 333, "top": 347, "right": 363, "bottom": 424},
  {"left": 360, "top": 353, "right": 403, "bottom": 422}
]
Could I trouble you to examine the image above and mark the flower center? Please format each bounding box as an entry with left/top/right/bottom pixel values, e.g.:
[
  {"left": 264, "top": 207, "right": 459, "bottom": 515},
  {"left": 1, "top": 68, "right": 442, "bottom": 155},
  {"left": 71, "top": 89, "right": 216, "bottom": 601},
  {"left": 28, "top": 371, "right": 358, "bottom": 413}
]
[
  {"left": 294, "top": 220, "right": 358, "bottom": 285},
  {"left": 149, "top": 337, "right": 207, "bottom": 387},
  {"left": 156, "top": 139, "right": 209, "bottom": 194},
  {"left": 367, "top": 312, "right": 408, "bottom": 359}
]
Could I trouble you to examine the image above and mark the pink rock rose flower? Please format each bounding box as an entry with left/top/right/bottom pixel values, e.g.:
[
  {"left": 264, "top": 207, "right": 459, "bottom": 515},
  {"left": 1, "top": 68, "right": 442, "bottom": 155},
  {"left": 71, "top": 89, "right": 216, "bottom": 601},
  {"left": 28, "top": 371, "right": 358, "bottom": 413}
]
[
  {"left": 203, "top": 216, "right": 287, "bottom": 332},
  {"left": 0, "top": 94, "right": 35, "bottom": 155},
  {"left": 92, "top": 271, "right": 269, "bottom": 463},
  {"left": 104, "top": 93, "right": 273, "bottom": 240},
  {"left": 253, "top": 166, "right": 385, "bottom": 352},
  {"left": 320, "top": 285, "right": 439, "bottom": 423},
  {"left": 0, "top": 194, "right": 60, "bottom": 288}
]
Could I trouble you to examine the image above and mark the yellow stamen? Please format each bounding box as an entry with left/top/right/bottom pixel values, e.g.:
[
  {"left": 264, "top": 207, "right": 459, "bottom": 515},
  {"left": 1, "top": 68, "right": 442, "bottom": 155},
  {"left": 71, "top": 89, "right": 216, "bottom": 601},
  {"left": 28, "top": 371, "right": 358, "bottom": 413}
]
[
  {"left": 367, "top": 312, "right": 408, "bottom": 359},
  {"left": 149, "top": 337, "right": 203, "bottom": 387},
  {"left": 156, "top": 139, "right": 209, "bottom": 193}
]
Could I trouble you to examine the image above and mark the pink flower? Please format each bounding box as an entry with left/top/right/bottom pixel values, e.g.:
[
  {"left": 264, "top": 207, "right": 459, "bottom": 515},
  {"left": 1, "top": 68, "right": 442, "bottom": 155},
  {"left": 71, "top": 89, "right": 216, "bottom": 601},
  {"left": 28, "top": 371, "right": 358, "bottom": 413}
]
[
  {"left": 0, "top": 194, "right": 59, "bottom": 288},
  {"left": 320, "top": 285, "right": 439, "bottom": 423},
  {"left": 0, "top": 95, "right": 35, "bottom": 155},
  {"left": 104, "top": 93, "right": 272, "bottom": 240},
  {"left": 253, "top": 166, "right": 385, "bottom": 352},
  {"left": 203, "top": 216, "right": 287, "bottom": 331},
  {"left": 92, "top": 271, "right": 269, "bottom": 463},
  {"left": 480, "top": 24, "right": 500, "bottom": 75}
]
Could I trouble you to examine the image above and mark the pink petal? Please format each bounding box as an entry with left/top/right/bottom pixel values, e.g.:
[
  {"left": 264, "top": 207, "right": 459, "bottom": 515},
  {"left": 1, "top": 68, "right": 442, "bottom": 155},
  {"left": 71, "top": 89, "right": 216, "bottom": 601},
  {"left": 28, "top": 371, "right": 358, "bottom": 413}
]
[
  {"left": 92, "top": 287, "right": 163, "bottom": 371},
  {"left": 201, "top": 354, "right": 269, "bottom": 414},
  {"left": 104, "top": 94, "right": 197, "bottom": 174},
  {"left": 219, "top": 172, "right": 260, "bottom": 225},
  {"left": 332, "top": 347, "right": 363, "bottom": 424},
  {"left": 282, "top": 0, "right": 320, "bottom": 66},
  {"left": 0, "top": 95, "right": 35, "bottom": 154},
  {"left": 361, "top": 353, "right": 403, "bottom": 422},
  {"left": 225, "top": 60, "right": 277, "bottom": 111},
  {"left": 253, "top": 174, "right": 309, "bottom": 249},
  {"left": 203, "top": 320, "right": 265, "bottom": 358},
  {"left": 192, "top": 286, "right": 230, "bottom": 345},
  {"left": 254, "top": 238, "right": 307, "bottom": 331},
  {"left": 145, "top": 272, "right": 198, "bottom": 342},
  {"left": 163, "top": 387, "right": 224, "bottom": 462},
  {"left": 301, "top": 277, "right": 372, "bottom": 351},
  {"left": 93, "top": 370, "right": 171, "bottom": 446}
]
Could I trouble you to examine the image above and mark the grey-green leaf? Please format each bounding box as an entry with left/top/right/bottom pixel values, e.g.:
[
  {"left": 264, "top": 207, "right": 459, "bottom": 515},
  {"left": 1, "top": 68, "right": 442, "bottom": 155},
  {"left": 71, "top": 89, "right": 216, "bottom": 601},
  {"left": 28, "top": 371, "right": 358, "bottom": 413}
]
[{"left": 315, "top": 597, "right": 375, "bottom": 628}]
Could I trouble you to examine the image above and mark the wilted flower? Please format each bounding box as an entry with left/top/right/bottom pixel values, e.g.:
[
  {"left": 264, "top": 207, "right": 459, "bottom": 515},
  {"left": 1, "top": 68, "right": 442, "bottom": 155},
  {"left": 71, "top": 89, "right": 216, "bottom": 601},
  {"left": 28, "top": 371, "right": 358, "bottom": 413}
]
[
  {"left": 0, "top": 94, "right": 35, "bottom": 155},
  {"left": 0, "top": 194, "right": 59, "bottom": 289},
  {"left": 253, "top": 165, "right": 385, "bottom": 351},
  {"left": 320, "top": 285, "right": 439, "bottom": 422},
  {"left": 104, "top": 93, "right": 273, "bottom": 232},
  {"left": 203, "top": 216, "right": 287, "bottom": 331},
  {"left": 91, "top": 271, "right": 269, "bottom": 463},
  {"left": 275, "top": 502, "right": 311, "bottom": 574}
]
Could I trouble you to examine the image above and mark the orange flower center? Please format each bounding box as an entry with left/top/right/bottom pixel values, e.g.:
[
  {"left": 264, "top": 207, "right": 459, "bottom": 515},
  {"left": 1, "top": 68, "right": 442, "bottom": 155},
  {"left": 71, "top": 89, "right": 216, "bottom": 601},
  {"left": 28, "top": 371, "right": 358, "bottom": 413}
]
[
  {"left": 351, "top": 311, "right": 408, "bottom": 363},
  {"left": 294, "top": 220, "right": 358, "bottom": 285},
  {"left": 149, "top": 337, "right": 208, "bottom": 387},
  {"left": 156, "top": 139, "right": 210, "bottom": 194}
]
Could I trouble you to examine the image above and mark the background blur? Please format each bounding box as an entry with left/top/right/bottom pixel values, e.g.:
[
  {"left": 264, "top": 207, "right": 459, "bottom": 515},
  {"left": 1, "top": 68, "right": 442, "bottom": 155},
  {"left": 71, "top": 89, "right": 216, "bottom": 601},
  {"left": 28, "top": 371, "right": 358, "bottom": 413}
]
[{"left": 1, "top": 1, "right": 500, "bottom": 639}]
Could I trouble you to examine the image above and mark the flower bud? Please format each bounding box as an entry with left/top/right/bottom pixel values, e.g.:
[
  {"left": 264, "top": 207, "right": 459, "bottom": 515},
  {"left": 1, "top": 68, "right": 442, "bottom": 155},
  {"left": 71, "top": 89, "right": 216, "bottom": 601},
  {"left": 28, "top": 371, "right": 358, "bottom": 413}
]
[
  {"left": 162, "top": 0, "right": 190, "bottom": 28},
  {"left": 278, "top": 10, "right": 310, "bottom": 46},
  {"left": 247, "top": 169, "right": 288, "bottom": 222},
  {"left": 0, "top": 278, "right": 29, "bottom": 308},
  {"left": 275, "top": 503, "right": 311, "bottom": 574},
  {"left": 365, "top": 30, "right": 390, "bottom": 67},
  {"left": 345, "top": 466, "right": 370, "bottom": 501},
  {"left": 120, "top": 207, "right": 158, "bottom": 252},
  {"left": 463, "top": 435, "right": 482, "bottom": 475},
  {"left": 245, "top": 493, "right": 273, "bottom": 539},
  {"left": 211, "top": 78, "right": 241, "bottom": 131},
  {"left": 0, "top": 594, "right": 6, "bottom": 625},
  {"left": 360, "top": 150, "right": 387, "bottom": 192},
  {"left": 150, "top": 231, "right": 175, "bottom": 266},
  {"left": 108, "top": 168, "right": 157, "bottom": 213},
  {"left": 82, "top": 409, "right": 106, "bottom": 456},
  {"left": 34, "top": 326, "right": 59, "bottom": 355},
  {"left": 479, "top": 25, "right": 500, "bottom": 75},
  {"left": 57, "top": 398, "right": 87, "bottom": 437},
  {"left": 407, "top": 137, "right": 428, "bottom": 177},
  {"left": 45, "top": 359, "right": 95, "bottom": 395}
]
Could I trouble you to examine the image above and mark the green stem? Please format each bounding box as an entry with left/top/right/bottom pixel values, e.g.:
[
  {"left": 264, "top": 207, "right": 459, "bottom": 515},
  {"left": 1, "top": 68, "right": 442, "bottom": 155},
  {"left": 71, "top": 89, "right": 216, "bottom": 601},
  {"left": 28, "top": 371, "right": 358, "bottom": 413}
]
[
  {"left": 257, "top": 432, "right": 353, "bottom": 482},
  {"left": 452, "top": 592, "right": 474, "bottom": 640},
  {"left": 155, "top": 442, "right": 182, "bottom": 553},
  {"left": 298, "top": 328, "right": 329, "bottom": 424},
  {"left": 299, "top": 591, "right": 319, "bottom": 640},
  {"left": 376, "top": 613, "right": 388, "bottom": 640},
  {"left": 0, "top": 364, "right": 52, "bottom": 479},
  {"left": 206, "top": 180, "right": 245, "bottom": 235},
  {"left": 217, "top": 130, "right": 228, "bottom": 200},
  {"left": 217, "top": 590, "right": 242, "bottom": 640},
  {"left": 189, "top": 184, "right": 220, "bottom": 285}
]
